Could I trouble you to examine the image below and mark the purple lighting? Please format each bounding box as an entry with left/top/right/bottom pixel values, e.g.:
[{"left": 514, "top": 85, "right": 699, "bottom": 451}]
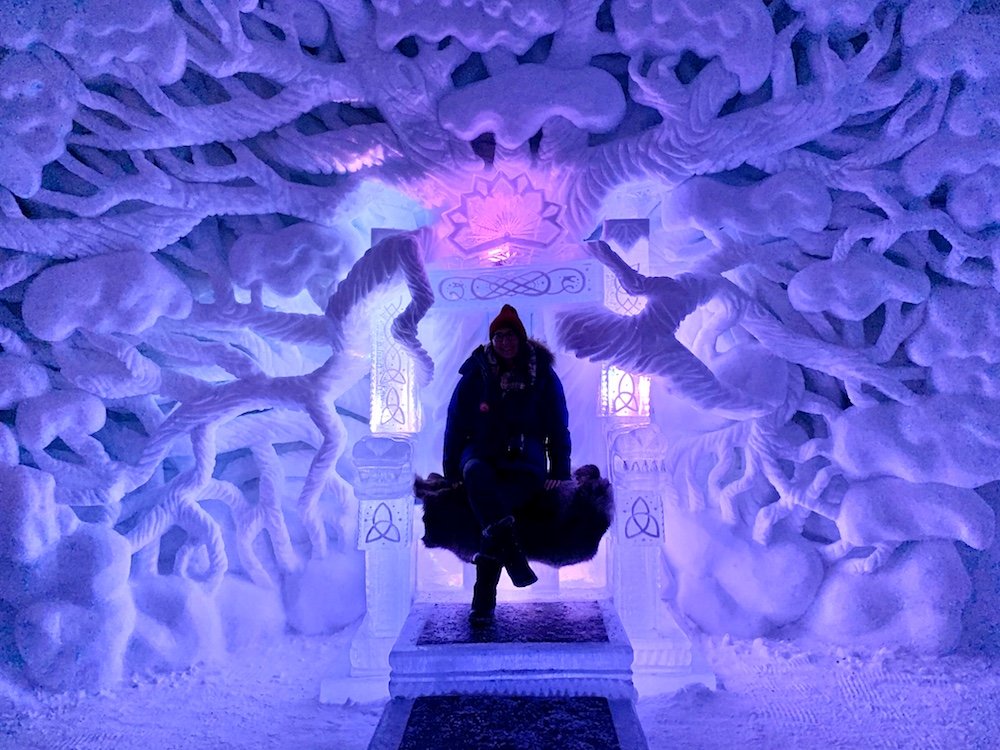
[
  {"left": 0, "top": 0, "right": 999, "bottom": 746},
  {"left": 445, "top": 173, "right": 564, "bottom": 264}
]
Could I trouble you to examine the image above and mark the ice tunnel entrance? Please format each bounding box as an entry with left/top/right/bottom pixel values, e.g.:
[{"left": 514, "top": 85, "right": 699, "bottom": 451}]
[{"left": 325, "top": 214, "right": 715, "bottom": 701}]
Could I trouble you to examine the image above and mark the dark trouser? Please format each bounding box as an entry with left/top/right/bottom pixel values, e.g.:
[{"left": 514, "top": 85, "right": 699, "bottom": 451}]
[{"left": 461, "top": 458, "right": 543, "bottom": 529}]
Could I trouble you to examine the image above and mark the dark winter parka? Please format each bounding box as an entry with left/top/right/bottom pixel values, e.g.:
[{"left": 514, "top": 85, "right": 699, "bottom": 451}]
[{"left": 443, "top": 339, "right": 571, "bottom": 484}]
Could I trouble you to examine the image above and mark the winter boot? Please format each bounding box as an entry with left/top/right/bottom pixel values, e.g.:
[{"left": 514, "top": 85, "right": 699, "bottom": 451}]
[
  {"left": 469, "top": 558, "right": 502, "bottom": 626},
  {"left": 478, "top": 515, "right": 538, "bottom": 588}
]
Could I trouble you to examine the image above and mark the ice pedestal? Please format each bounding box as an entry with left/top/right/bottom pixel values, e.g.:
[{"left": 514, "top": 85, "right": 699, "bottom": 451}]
[
  {"left": 609, "top": 425, "right": 716, "bottom": 696},
  {"left": 368, "top": 600, "right": 649, "bottom": 750},
  {"left": 321, "top": 436, "right": 415, "bottom": 704},
  {"left": 389, "top": 600, "right": 635, "bottom": 699}
]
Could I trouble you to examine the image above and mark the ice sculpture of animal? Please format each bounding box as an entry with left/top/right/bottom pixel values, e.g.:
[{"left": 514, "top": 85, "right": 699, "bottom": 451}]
[
  {"left": 788, "top": 253, "right": 931, "bottom": 321},
  {"left": 22, "top": 251, "right": 192, "bottom": 342},
  {"left": 801, "top": 540, "right": 972, "bottom": 655},
  {"left": 813, "top": 478, "right": 995, "bottom": 573},
  {"left": 0, "top": 48, "right": 80, "bottom": 197},
  {"left": 661, "top": 170, "right": 833, "bottom": 243},
  {"left": 15, "top": 391, "right": 105, "bottom": 455},
  {"left": 754, "top": 394, "right": 1000, "bottom": 548},
  {"left": 807, "top": 394, "right": 1000, "bottom": 490}
]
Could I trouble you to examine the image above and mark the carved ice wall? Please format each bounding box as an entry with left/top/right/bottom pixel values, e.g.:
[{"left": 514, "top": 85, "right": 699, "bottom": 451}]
[{"left": 1, "top": 0, "right": 999, "bottom": 691}]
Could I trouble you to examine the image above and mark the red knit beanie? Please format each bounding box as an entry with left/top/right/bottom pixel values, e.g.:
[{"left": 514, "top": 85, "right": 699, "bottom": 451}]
[{"left": 489, "top": 304, "right": 527, "bottom": 341}]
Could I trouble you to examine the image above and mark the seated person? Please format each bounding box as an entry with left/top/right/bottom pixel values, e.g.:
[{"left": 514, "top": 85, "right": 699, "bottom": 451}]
[{"left": 443, "top": 304, "right": 572, "bottom": 625}]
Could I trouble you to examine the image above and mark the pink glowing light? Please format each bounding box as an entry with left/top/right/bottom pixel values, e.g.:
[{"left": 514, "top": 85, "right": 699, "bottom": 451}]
[
  {"left": 486, "top": 242, "right": 514, "bottom": 265},
  {"left": 445, "top": 173, "right": 564, "bottom": 262}
]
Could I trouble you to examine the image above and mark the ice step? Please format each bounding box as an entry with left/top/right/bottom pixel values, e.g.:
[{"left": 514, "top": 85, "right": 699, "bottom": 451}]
[
  {"left": 365, "top": 599, "right": 649, "bottom": 749},
  {"left": 368, "top": 694, "right": 649, "bottom": 750},
  {"left": 389, "top": 600, "right": 637, "bottom": 700}
]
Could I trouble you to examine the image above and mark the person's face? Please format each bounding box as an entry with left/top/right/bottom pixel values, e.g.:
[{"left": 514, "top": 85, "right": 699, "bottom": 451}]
[{"left": 491, "top": 328, "right": 520, "bottom": 361}]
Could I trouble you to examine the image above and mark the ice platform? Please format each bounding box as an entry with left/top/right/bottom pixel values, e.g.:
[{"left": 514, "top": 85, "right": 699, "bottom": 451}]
[
  {"left": 367, "top": 600, "right": 649, "bottom": 749},
  {"left": 369, "top": 694, "right": 647, "bottom": 750},
  {"left": 389, "top": 600, "right": 635, "bottom": 699}
]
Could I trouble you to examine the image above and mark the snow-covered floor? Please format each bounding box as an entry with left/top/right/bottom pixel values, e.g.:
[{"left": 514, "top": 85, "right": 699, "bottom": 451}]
[{"left": 3, "top": 624, "right": 998, "bottom": 750}]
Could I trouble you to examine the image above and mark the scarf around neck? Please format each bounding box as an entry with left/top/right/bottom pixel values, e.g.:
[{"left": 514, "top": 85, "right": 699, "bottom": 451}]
[{"left": 485, "top": 341, "right": 537, "bottom": 393}]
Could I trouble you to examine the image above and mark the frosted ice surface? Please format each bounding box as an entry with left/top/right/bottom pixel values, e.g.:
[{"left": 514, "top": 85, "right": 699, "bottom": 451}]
[
  {"left": 900, "top": 0, "right": 966, "bottom": 46},
  {"left": 438, "top": 64, "right": 626, "bottom": 148},
  {"left": 912, "top": 14, "right": 1000, "bottom": 79},
  {"left": 948, "top": 166, "right": 1000, "bottom": 230},
  {"left": 229, "top": 222, "right": 349, "bottom": 297},
  {"left": 371, "top": 0, "right": 564, "bottom": 53},
  {"left": 902, "top": 131, "right": 1000, "bottom": 195},
  {"left": 788, "top": 0, "right": 883, "bottom": 32},
  {"left": 129, "top": 576, "right": 225, "bottom": 674},
  {"left": 906, "top": 285, "right": 1000, "bottom": 365},
  {"left": 0, "top": 464, "right": 66, "bottom": 565},
  {"left": 282, "top": 553, "right": 367, "bottom": 636},
  {"left": 0, "top": 463, "right": 135, "bottom": 691},
  {"left": 0, "top": 0, "right": 998, "bottom": 696},
  {"left": 929, "top": 357, "right": 1000, "bottom": 397},
  {"left": 613, "top": 0, "right": 775, "bottom": 91},
  {"left": 947, "top": 78, "right": 1000, "bottom": 136},
  {"left": 0, "top": 0, "right": 185, "bottom": 84},
  {"left": 0, "top": 354, "right": 49, "bottom": 410}
]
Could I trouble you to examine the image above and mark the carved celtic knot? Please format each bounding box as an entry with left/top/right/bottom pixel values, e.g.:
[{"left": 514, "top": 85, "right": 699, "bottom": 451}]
[
  {"left": 365, "top": 501, "right": 402, "bottom": 543},
  {"left": 379, "top": 385, "right": 406, "bottom": 426},
  {"left": 624, "top": 496, "right": 661, "bottom": 540},
  {"left": 438, "top": 267, "right": 587, "bottom": 301},
  {"left": 614, "top": 283, "right": 646, "bottom": 315},
  {"left": 611, "top": 370, "right": 639, "bottom": 415}
]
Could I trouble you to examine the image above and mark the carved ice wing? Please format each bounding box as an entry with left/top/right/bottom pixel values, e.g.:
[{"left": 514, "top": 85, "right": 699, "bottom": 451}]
[{"left": 556, "top": 306, "right": 769, "bottom": 417}]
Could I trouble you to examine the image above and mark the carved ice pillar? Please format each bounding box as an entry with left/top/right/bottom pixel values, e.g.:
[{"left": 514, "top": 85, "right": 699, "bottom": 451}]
[
  {"left": 328, "top": 228, "right": 423, "bottom": 700},
  {"left": 599, "top": 219, "right": 656, "bottom": 629},
  {"left": 609, "top": 427, "right": 668, "bottom": 636},
  {"left": 352, "top": 436, "right": 414, "bottom": 645},
  {"left": 610, "top": 425, "right": 713, "bottom": 695},
  {"left": 599, "top": 220, "right": 714, "bottom": 694},
  {"left": 322, "top": 436, "right": 415, "bottom": 702}
]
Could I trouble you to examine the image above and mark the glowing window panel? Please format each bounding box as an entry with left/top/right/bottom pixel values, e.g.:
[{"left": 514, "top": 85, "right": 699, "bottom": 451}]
[{"left": 600, "top": 364, "right": 650, "bottom": 419}]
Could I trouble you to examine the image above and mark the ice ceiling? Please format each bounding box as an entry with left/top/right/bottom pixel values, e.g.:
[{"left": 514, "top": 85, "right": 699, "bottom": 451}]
[{"left": 1, "top": 0, "right": 1000, "bottom": 692}]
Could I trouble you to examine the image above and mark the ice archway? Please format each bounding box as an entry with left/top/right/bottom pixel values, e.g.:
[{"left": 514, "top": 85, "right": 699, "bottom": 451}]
[{"left": 1, "top": 0, "right": 999, "bottom": 693}]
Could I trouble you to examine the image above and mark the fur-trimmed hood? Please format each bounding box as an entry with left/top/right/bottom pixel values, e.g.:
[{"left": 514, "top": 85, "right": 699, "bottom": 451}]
[{"left": 458, "top": 337, "right": 556, "bottom": 378}]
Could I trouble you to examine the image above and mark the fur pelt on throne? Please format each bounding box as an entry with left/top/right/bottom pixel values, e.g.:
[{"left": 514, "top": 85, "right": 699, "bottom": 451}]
[{"left": 416, "top": 465, "right": 613, "bottom": 567}]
